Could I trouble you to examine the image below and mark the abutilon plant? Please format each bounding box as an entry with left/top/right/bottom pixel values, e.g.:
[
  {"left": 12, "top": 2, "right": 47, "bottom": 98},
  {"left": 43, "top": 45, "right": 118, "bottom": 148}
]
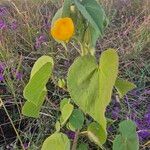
[{"left": 22, "top": 0, "right": 139, "bottom": 150}]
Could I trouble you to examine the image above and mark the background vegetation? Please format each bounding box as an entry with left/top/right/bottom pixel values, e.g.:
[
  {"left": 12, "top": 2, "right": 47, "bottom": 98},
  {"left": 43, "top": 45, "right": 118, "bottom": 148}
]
[{"left": 0, "top": 0, "right": 149, "bottom": 149}]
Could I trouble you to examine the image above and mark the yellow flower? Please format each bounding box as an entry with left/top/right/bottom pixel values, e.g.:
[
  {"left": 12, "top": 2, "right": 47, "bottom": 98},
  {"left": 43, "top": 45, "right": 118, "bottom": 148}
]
[{"left": 51, "top": 17, "right": 75, "bottom": 42}]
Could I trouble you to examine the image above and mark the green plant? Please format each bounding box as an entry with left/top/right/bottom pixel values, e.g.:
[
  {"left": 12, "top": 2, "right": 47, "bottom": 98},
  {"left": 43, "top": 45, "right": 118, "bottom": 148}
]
[{"left": 22, "top": 0, "right": 138, "bottom": 149}]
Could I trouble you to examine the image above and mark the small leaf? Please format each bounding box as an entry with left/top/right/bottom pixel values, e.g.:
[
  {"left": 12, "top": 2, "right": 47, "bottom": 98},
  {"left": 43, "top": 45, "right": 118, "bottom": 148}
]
[
  {"left": 113, "top": 120, "right": 139, "bottom": 150},
  {"left": 60, "top": 98, "right": 70, "bottom": 111},
  {"left": 55, "top": 121, "right": 61, "bottom": 132},
  {"left": 115, "top": 78, "right": 136, "bottom": 98},
  {"left": 87, "top": 122, "right": 106, "bottom": 147},
  {"left": 69, "top": 109, "right": 84, "bottom": 130},
  {"left": 58, "top": 78, "right": 66, "bottom": 89},
  {"left": 41, "top": 133, "right": 70, "bottom": 150},
  {"left": 60, "top": 103, "right": 74, "bottom": 126}
]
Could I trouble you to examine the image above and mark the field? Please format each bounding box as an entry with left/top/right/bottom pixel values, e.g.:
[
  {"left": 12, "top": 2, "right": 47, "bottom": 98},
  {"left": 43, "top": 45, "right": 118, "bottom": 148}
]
[{"left": 0, "top": 0, "right": 150, "bottom": 149}]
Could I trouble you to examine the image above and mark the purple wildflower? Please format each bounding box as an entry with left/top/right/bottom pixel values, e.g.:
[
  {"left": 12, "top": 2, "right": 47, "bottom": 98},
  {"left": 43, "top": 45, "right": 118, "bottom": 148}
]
[
  {"left": 0, "top": 62, "right": 5, "bottom": 73},
  {"left": 66, "top": 131, "right": 75, "bottom": 140},
  {"left": 0, "top": 6, "right": 8, "bottom": 16},
  {"left": 137, "top": 130, "right": 150, "bottom": 140},
  {"left": 16, "top": 72, "right": 23, "bottom": 80},
  {"left": 35, "top": 34, "right": 47, "bottom": 49},
  {"left": 0, "top": 19, "right": 7, "bottom": 30},
  {"left": 10, "top": 20, "right": 18, "bottom": 30},
  {"left": 23, "top": 143, "right": 29, "bottom": 150},
  {"left": 0, "top": 74, "right": 4, "bottom": 82},
  {"left": 11, "top": 68, "right": 23, "bottom": 80}
]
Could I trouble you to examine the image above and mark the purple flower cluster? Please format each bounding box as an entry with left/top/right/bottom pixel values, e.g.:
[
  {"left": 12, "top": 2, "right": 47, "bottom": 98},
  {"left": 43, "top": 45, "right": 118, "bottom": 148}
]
[
  {"left": 12, "top": 68, "right": 23, "bottom": 80},
  {"left": 35, "top": 34, "right": 47, "bottom": 49},
  {"left": 0, "top": 6, "right": 18, "bottom": 31},
  {"left": 0, "top": 62, "right": 5, "bottom": 82},
  {"left": 0, "top": 62, "right": 23, "bottom": 82},
  {"left": 106, "top": 99, "right": 121, "bottom": 120},
  {"left": 0, "top": 6, "right": 8, "bottom": 16},
  {"left": 0, "top": 19, "right": 7, "bottom": 30},
  {"left": 136, "top": 112, "right": 150, "bottom": 140},
  {"left": 66, "top": 130, "right": 75, "bottom": 140}
]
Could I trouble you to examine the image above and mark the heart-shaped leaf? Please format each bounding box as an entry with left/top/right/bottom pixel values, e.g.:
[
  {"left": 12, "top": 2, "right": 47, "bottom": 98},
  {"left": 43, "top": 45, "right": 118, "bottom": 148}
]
[
  {"left": 113, "top": 120, "right": 139, "bottom": 150},
  {"left": 41, "top": 133, "right": 70, "bottom": 150},
  {"left": 67, "top": 49, "right": 119, "bottom": 144}
]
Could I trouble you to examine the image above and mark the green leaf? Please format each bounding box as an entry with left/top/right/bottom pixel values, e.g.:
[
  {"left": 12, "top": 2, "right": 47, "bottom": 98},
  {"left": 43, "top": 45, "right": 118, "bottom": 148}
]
[
  {"left": 69, "top": 109, "right": 84, "bottom": 130},
  {"left": 60, "top": 98, "right": 70, "bottom": 111},
  {"left": 113, "top": 120, "right": 139, "bottom": 150},
  {"left": 23, "top": 56, "right": 53, "bottom": 106},
  {"left": 22, "top": 90, "right": 47, "bottom": 118},
  {"left": 87, "top": 122, "right": 106, "bottom": 147},
  {"left": 41, "top": 133, "right": 70, "bottom": 150},
  {"left": 30, "top": 55, "right": 53, "bottom": 78},
  {"left": 51, "top": 8, "right": 63, "bottom": 27},
  {"left": 74, "top": 0, "right": 107, "bottom": 47},
  {"left": 60, "top": 103, "right": 74, "bottom": 126},
  {"left": 77, "top": 143, "right": 88, "bottom": 150},
  {"left": 62, "top": 0, "right": 71, "bottom": 17},
  {"left": 115, "top": 78, "right": 136, "bottom": 98},
  {"left": 67, "top": 49, "right": 119, "bottom": 144},
  {"left": 55, "top": 121, "right": 61, "bottom": 132}
]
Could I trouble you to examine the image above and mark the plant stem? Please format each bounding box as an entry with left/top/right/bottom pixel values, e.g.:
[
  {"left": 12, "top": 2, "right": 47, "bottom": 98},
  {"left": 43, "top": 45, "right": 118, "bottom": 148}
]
[
  {"left": 0, "top": 98, "right": 25, "bottom": 150},
  {"left": 71, "top": 129, "right": 80, "bottom": 150}
]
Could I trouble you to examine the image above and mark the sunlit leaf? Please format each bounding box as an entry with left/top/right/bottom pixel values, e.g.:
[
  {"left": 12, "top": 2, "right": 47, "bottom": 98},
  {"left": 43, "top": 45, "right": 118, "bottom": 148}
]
[
  {"left": 22, "top": 90, "right": 47, "bottom": 118},
  {"left": 41, "top": 133, "right": 70, "bottom": 150},
  {"left": 23, "top": 56, "right": 53, "bottom": 106},
  {"left": 67, "top": 49, "right": 119, "bottom": 145},
  {"left": 60, "top": 98, "right": 70, "bottom": 111},
  {"left": 60, "top": 103, "right": 74, "bottom": 126}
]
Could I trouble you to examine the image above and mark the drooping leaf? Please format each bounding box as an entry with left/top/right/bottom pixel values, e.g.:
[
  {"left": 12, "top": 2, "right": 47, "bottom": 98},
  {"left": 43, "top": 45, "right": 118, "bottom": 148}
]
[
  {"left": 51, "top": 8, "right": 63, "bottom": 27},
  {"left": 115, "top": 78, "right": 136, "bottom": 98},
  {"left": 87, "top": 122, "right": 106, "bottom": 147},
  {"left": 41, "top": 133, "right": 70, "bottom": 150},
  {"left": 30, "top": 55, "right": 53, "bottom": 78},
  {"left": 60, "top": 103, "right": 74, "bottom": 126},
  {"left": 23, "top": 56, "right": 53, "bottom": 106},
  {"left": 62, "top": 0, "right": 71, "bottom": 17},
  {"left": 69, "top": 109, "right": 84, "bottom": 130},
  {"left": 74, "top": 0, "right": 107, "bottom": 47},
  {"left": 113, "top": 120, "right": 139, "bottom": 150},
  {"left": 22, "top": 90, "right": 47, "bottom": 118},
  {"left": 67, "top": 49, "right": 119, "bottom": 144}
]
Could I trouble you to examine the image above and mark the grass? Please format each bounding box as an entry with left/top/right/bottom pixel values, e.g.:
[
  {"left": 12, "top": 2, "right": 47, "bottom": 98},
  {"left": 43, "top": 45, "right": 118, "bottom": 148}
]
[{"left": 0, "top": 0, "right": 150, "bottom": 149}]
